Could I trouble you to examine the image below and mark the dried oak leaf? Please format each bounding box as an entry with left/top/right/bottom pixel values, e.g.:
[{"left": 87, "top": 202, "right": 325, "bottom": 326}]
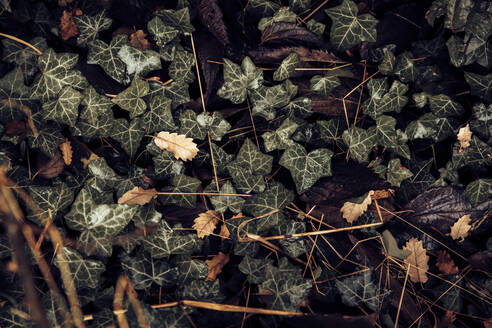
[
  {"left": 130, "top": 30, "right": 151, "bottom": 50},
  {"left": 59, "top": 139, "right": 72, "bottom": 165},
  {"left": 118, "top": 186, "right": 158, "bottom": 205},
  {"left": 340, "top": 190, "right": 375, "bottom": 224},
  {"left": 34, "top": 151, "right": 64, "bottom": 179},
  {"left": 205, "top": 252, "right": 229, "bottom": 281},
  {"left": 193, "top": 210, "right": 220, "bottom": 238},
  {"left": 449, "top": 214, "right": 472, "bottom": 242},
  {"left": 59, "top": 10, "right": 79, "bottom": 40},
  {"left": 403, "top": 238, "right": 429, "bottom": 283},
  {"left": 436, "top": 250, "right": 458, "bottom": 275},
  {"left": 154, "top": 132, "right": 199, "bottom": 161},
  {"left": 457, "top": 124, "right": 472, "bottom": 152}
]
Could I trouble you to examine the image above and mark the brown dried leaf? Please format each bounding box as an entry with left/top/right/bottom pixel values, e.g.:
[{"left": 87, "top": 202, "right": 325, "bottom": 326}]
[
  {"left": 154, "top": 132, "right": 199, "bottom": 161},
  {"left": 59, "top": 10, "right": 79, "bottom": 40},
  {"left": 34, "top": 151, "right": 65, "bottom": 179},
  {"left": 59, "top": 139, "right": 73, "bottom": 165},
  {"left": 439, "top": 311, "right": 456, "bottom": 328},
  {"left": 80, "top": 152, "right": 100, "bottom": 169},
  {"left": 340, "top": 190, "right": 375, "bottom": 224},
  {"left": 371, "top": 189, "right": 393, "bottom": 200},
  {"left": 449, "top": 214, "right": 472, "bottom": 242},
  {"left": 130, "top": 30, "right": 151, "bottom": 50},
  {"left": 218, "top": 223, "right": 230, "bottom": 239},
  {"left": 457, "top": 124, "right": 472, "bottom": 152},
  {"left": 403, "top": 238, "right": 429, "bottom": 283},
  {"left": 250, "top": 46, "right": 343, "bottom": 64},
  {"left": 118, "top": 186, "right": 158, "bottom": 205},
  {"left": 261, "top": 23, "right": 321, "bottom": 46},
  {"left": 436, "top": 250, "right": 459, "bottom": 275},
  {"left": 205, "top": 252, "right": 229, "bottom": 281},
  {"left": 193, "top": 210, "right": 220, "bottom": 238}
]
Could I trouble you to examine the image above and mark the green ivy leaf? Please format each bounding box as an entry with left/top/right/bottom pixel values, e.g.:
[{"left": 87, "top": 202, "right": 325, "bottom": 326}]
[
  {"left": 325, "top": 0, "right": 378, "bottom": 50},
  {"left": 238, "top": 255, "right": 273, "bottom": 284},
  {"left": 469, "top": 103, "right": 492, "bottom": 143},
  {"left": 258, "top": 7, "right": 297, "bottom": 32},
  {"left": 246, "top": 0, "right": 280, "bottom": 18},
  {"left": 226, "top": 215, "right": 260, "bottom": 256},
  {"left": 375, "top": 115, "right": 398, "bottom": 148},
  {"left": 0, "top": 68, "right": 33, "bottom": 122},
  {"left": 168, "top": 50, "right": 195, "bottom": 83},
  {"left": 464, "top": 72, "right": 492, "bottom": 103},
  {"left": 227, "top": 139, "right": 273, "bottom": 193},
  {"left": 55, "top": 247, "right": 105, "bottom": 289},
  {"left": 335, "top": 269, "right": 379, "bottom": 311},
  {"left": 152, "top": 148, "right": 185, "bottom": 179},
  {"left": 80, "top": 86, "right": 113, "bottom": 125},
  {"left": 273, "top": 53, "right": 299, "bottom": 81},
  {"left": 306, "top": 19, "right": 326, "bottom": 36},
  {"left": 155, "top": 8, "right": 195, "bottom": 34},
  {"left": 111, "top": 118, "right": 145, "bottom": 158},
  {"left": 158, "top": 174, "right": 201, "bottom": 208},
  {"left": 284, "top": 97, "right": 313, "bottom": 118},
  {"left": 277, "top": 219, "right": 306, "bottom": 257},
  {"left": 42, "top": 86, "right": 83, "bottom": 127},
  {"left": 112, "top": 78, "right": 149, "bottom": 118},
  {"left": 142, "top": 95, "right": 176, "bottom": 133},
  {"left": 426, "top": 0, "right": 472, "bottom": 31},
  {"left": 65, "top": 188, "right": 97, "bottom": 231},
  {"left": 393, "top": 51, "right": 416, "bottom": 83},
  {"left": 172, "top": 255, "right": 208, "bottom": 283},
  {"left": 179, "top": 109, "right": 206, "bottom": 139},
  {"left": 217, "top": 57, "right": 263, "bottom": 104},
  {"left": 463, "top": 178, "right": 492, "bottom": 207},
  {"left": 162, "top": 81, "right": 190, "bottom": 108},
  {"left": 428, "top": 94, "right": 464, "bottom": 117},
  {"left": 88, "top": 157, "right": 123, "bottom": 191},
  {"left": 262, "top": 118, "right": 298, "bottom": 152},
  {"left": 249, "top": 84, "right": 290, "bottom": 120},
  {"left": 196, "top": 112, "right": 231, "bottom": 141},
  {"left": 319, "top": 118, "right": 345, "bottom": 145},
  {"left": 342, "top": 127, "right": 377, "bottom": 163},
  {"left": 279, "top": 143, "right": 333, "bottom": 193},
  {"left": 87, "top": 35, "right": 130, "bottom": 85},
  {"left": 117, "top": 45, "right": 162, "bottom": 79},
  {"left": 1, "top": 36, "right": 48, "bottom": 82},
  {"left": 405, "top": 113, "right": 438, "bottom": 140},
  {"left": 73, "top": 113, "right": 114, "bottom": 139},
  {"left": 27, "top": 127, "right": 65, "bottom": 157},
  {"left": 147, "top": 16, "right": 179, "bottom": 47},
  {"left": 142, "top": 222, "right": 203, "bottom": 258},
  {"left": 386, "top": 158, "right": 413, "bottom": 187},
  {"left": 74, "top": 11, "right": 112, "bottom": 47},
  {"left": 179, "top": 280, "right": 223, "bottom": 303},
  {"left": 363, "top": 78, "right": 408, "bottom": 119},
  {"left": 204, "top": 181, "right": 245, "bottom": 214},
  {"left": 309, "top": 75, "right": 340, "bottom": 98},
  {"left": 27, "top": 183, "right": 75, "bottom": 225}
]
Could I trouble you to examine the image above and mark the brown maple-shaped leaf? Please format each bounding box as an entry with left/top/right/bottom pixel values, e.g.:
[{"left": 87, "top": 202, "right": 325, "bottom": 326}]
[
  {"left": 59, "top": 10, "right": 79, "bottom": 40},
  {"left": 154, "top": 132, "right": 199, "bottom": 161},
  {"left": 205, "top": 252, "right": 230, "bottom": 281},
  {"left": 193, "top": 210, "right": 220, "bottom": 238},
  {"left": 457, "top": 124, "right": 472, "bottom": 153},
  {"left": 59, "top": 139, "right": 73, "bottom": 165},
  {"left": 340, "top": 190, "right": 375, "bottom": 224},
  {"left": 449, "top": 214, "right": 472, "bottom": 242},
  {"left": 403, "top": 238, "right": 429, "bottom": 283},
  {"left": 33, "top": 151, "right": 64, "bottom": 179},
  {"left": 118, "top": 186, "right": 158, "bottom": 205},
  {"left": 436, "top": 250, "right": 458, "bottom": 275},
  {"left": 130, "top": 30, "right": 151, "bottom": 50}
]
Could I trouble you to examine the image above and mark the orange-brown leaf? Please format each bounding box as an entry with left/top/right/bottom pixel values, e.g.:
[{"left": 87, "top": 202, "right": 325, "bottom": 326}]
[
  {"left": 436, "top": 251, "right": 458, "bottom": 275},
  {"left": 205, "top": 252, "right": 230, "bottom": 281},
  {"left": 59, "top": 139, "right": 73, "bottom": 165},
  {"left": 218, "top": 224, "right": 230, "bottom": 239},
  {"left": 403, "top": 238, "right": 429, "bottom": 283},
  {"left": 457, "top": 124, "right": 472, "bottom": 152},
  {"left": 193, "top": 210, "right": 220, "bottom": 238},
  {"left": 130, "top": 30, "right": 151, "bottom": 50},
  {"left": 59, "top": 10, "right": 79, "bottom": 40},
  {"left": 340, "top": 190, "right": 375, "bottom": 224},
  {"left": 34, "top": 151, "right": 65, "bottom": 179},
  {"left": 154, "top": 132, "right": 199, "bottom": 161},
  {"left": 118, "top": 186, "right": 158, "bottom": 205},
  {"left": 80, "top": 152, "right": 100, "bottom": 169},
  {"left": 449, "top": 214, "right": 472, "bottom": 242}
]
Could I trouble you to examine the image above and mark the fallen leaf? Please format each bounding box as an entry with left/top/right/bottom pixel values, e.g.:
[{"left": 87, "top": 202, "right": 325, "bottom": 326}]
[
  {"left": 218, "top": 224, "right": 230, "bottom": 239},
  {"left": 256, "top": 285, "right": 274, "bottom": 295},
  {"left": 371, "top": 189, "right": 393, "bottom": 200},
  {"left": 5, "top": 121, "right": 27, "bottom": 136},
  {"left": 33, "top": 151, "right": 64, "bottom": 179},
  {"left": 130, "top": 30, "right": 151, "bottom": 50},
  {"left": 403, "top": 238, "right": 429, "bottom": 283},
  {"left": 80, "top": 152, "right": 100, "bottom": 169},
  {"left": 154, "top": 132, "right": 199, "bottom": 161},
  {"left": 59, "top": 10, "right": 79, "bottom": 40},
  {"left": 59, "top": 139, "right": 73, "bottom": 165},
  {"left": 439, "top": 311, "right": 456, "bottom": 328},
  {"left": 118, "top": 186, "right": 158, "bottom": 205},
  {"left": 193, "top": 210, "right": 220, "bottom": 238},
  {"left": 457, "top": 124, "right": 472, "bottom": 152},
  {"left": 205, "top": 252, "right": 229, "bottom": 281},
  {"left": 436, "top": 250, "right": 458, "bottom": 275},
  {"left": 340, "top": 190, "right": 375, "bottom": 224},
  {"left": 449, "top": 214, "right": 472, "bottom": 242}
]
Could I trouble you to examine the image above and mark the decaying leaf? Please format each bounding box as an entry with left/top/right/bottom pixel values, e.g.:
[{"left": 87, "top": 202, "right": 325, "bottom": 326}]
[
  {"left": 34, "top": 151, "right": 65, "bottom": 179},
  {"left": 59, "top": 139, "right": 72, "bottom": 165},
  {"left": 80, "top": 152, "right": 100, "bottom": 169},
  {"left": 193, "top": 210, "right": 220, "bottom": 238},
  {"left": 154, "top": 131, "right": 199, "bottom": 161},
  {"left": 340, "top": 190, "right": 375, "bottom": 224},
  {"left": 205, "top": 252, "right": 229, "bottom": 281},
  {"left": 130, "top": 30, "right": 151, "bottom": 50},
  {"left": 403, "top": 238, "right": 429, "bottom": 283},
  {"left": 457, "top": 124, "right": 472, "bottom": 152},
  {"left": 436, "top": 250, "right": 459, "bottom": 275},
  {"left": 218, "top": 223, "right": 230, "bottom": 239},
  {"left": 117, "top": 186, "right": 158, "bottom": 205},
  {"left": 59, "top": 10, "right": 79, "bottom": 40},
  {"left": 449, "top": 214, "right": 472, "bottom": 242}
]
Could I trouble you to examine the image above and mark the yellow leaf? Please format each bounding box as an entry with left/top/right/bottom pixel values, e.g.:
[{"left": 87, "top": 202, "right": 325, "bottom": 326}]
[
  {"left": 59, "top": 139, "right": 73, "bottom": 165},
  {"left": 193, "top": 210, "right": 220, "bottom": 238},
  {"left": 449, "top": 214, "right": 472, "bottom": 242},
  {"left": 205, "top": 252, "right": 230, "bottom": 281},
  {"left": 154, "top": 132, "right": 199, "bottom": 161},
  {"left": 118, "top": 186, "right": 157, "bottom": 205},
  {"left": 457, "top": 124, "right": 472, "bottom": 152},
  {"left": 340, "top": 190, "right": 375, "bottom": 223},
  {"left": 403, "top": 238, "right": 429, "bottom": 283}
]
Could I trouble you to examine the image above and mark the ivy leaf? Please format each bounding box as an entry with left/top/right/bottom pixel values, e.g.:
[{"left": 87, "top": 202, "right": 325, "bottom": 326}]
[
  {"left": 0, "top": 67, "right": 33, "bottom": 122},
  {"left": 80, "top": 86, "right": 113, "bottom": 125},
  {"left": 155, "top": 8, "right": 195, "bottom": 34},
  {"left": 464, "top": 72, "right": 492, "bottom": 103},
  {"left": 141, "top": 95, "right": 176, "bottom": 133},
  {"left": 87, "top": 35, "right": 130, "bottom": 85},
  {"left": 325, "top": 0, "right": 378, "bottom": 50},
  {"left": 290, "top": 0, "right": 311, "bottom": 13},
  {"left": 463, "top": 179, "right": 492, "bottom": 207},
  {"left": 386, "top": 158, "right": 413, "bottom": 187},
  {"left": 426, "top": 0, "right": 472, "bottom": 31},
  {"left": 319, "top": 118, "right": 345, "bottom": 145},
  {"left": 142, "top": 222, "right": 203, "bottom": 258},
  {"left": 117, "top": 45, "right": 162, "bottom": 80},
  {"left": 172, "top": 255, "right": 208, "bottom": 283},
  {"left": 168, "top": 50, "right": 195, "bottom": 83},
  {"left": 238, "top": 254, "right": 273, "bottom": 284},
  {"left": 73, "top": 11, "right": 112, "bottom": 47},
  {"left": 112, "top": 78, "right": 149, "bottom": 118},
  {"left": 392, "top": 51, "right": 417, "bottom": 82},
  {"left": 342, "top": 127, "right": 377, "bottom": 163},
  {"left": 249, "top": 84, "right": 290, "bottom": 120},
  {"left": 335, "top": 269, "right": 379, "bottom": 311},
  {"left": 147, "top": 16, "right": 179, "bottom": 47},
  {"left": 262, "top": 118, "right": 298, "bottom": 152},
  {"left": 279, "top": 143, "right": 333, "bottom": 194},
  {"left": 121, "top": 250, "right": 177, "bottom": 290},
  {"left": 306, "top": 19, "right": 326, "bottom": 36},
  {"left": 246, "top": 0, "right": 281, "bottom": 18},
  {"left": 65, "top": 188, "right": 97, "bottom": 231},
  {"left": 277, "top": 219, "right": 306, "bottom": 257},
  {"left": 243, "top": 182, "right": 294, "bottom": 232},
  {"left": 1, "top": 36, "right": 48, "bottom": 83},
  {"left": 161, "top": 81, "right": 190, "bottom": 108},
  {"left": 196, "top": 112, "right": 231, "bottom": 141},
  {"left": 227, "top": 139, "right": 273, "bottom": 194},
  {"left": 217, "top": 57, "right": 263, "bottom": 104},
  {"left": 87, "top": 157, "right": 123, "bottom": 191},
  {"left": 179, "top": 109, "right": 206, "bottom": 139},
  {"left": 258, "top": 7, "right": 297, "bottom": 32},
  {"left": 42, "top": 86, "right": 83, "bottom": 127},
  {"left": 179, "top": 280, "right": 223, "bottom": 303},
  {"left": 27, "top": 126, "right": 64, "bottom": 157},
  {"left": 405, "top": 113, "right": 438, "bottom": 140},
  {"left": 469, "top": 103, "right": 491, "bottom": 143},
  {"left": 451, "top": 136, "right": 492, "bottom": 170},
  {"left": 204, "top": 181, "right": 245, "bottom": 214},
  {"left": 309, "top": 75, "right": 340, "bottom": 98},
  {"left": 158, "top": 174, "right": 201, "bottom": 208},
  {"left": 375, "top": 115, "right": 398, "bottom": 148},
  {"left": 226, "top": 215, "right": 260, "bottom": 256},
  {"left": 73, "top": 113, "right": 114, "bottom": 139},
  {"left": 273, "top": 53, "right": 299, "bottom": 81},
  {"left": 112, "top": 118, "right": 145, "bottom": 158},
  {"left": 284, "top": 97, "right": 313, "bottom": 118},
  {"left": 27, "top": 183, "right": 74, "bottom": 225},
  {"left": 152, "top": 149, "right": 185, "bottom": 179},
  {"left": 428, "top": 94, "right": 464, "bottom": 117},
  {"left": 55, "top": 247, "right": 105, "bottom": 289},
  {"left": 363, "top": 78, "right": 408, "bottom": 119},
  {"left": 31, "top": 48, "right": 88, "bottom": 101}
]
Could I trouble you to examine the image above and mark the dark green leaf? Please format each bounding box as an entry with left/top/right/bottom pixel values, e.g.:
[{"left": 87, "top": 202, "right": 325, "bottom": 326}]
[
  {"left": 342, "top": 127, "right": 377, "bottom": 163},
  {"left": 217, "top": 57, "right": 263, "bottom": 104},
  {"left": 27, "top": 183, "right": 74, "bottom": 225},
  {"left": 463, "top": 179, "right": 492, "bottom": 207},
  {"left": 262, "top": 118, "right": 298, "bottom": 152},
  {"left": 158, "top": 174, "right": 201, "bottom": 208},
  {"left": 142, "top": 222, "right": 203, "bottom": 258},
  {"left": 310, "top": 75, "right": 340, "bottom": 98},
  {"left": 155, "top": 8, "right": 195, "bottom": 34},
  {"left": 112, "top": 78, "right": 149, "bottom": 118},
  {"left": 249, "top": 84, "right": 290, "bottom": 120},
  {"left": 464, "top": 72, "right": 492, "bottom": 103},
  {"left": 55, "top": 247, "right": 105, "bottom": 289},
  {"left": 335, "top": 269, "right": 380, "bottom": 311},
  {"left": 121, "top": 250, "right": 177, "bottom": 289},
  {"left": 42, "top": 86, "right": 83, "bottom": 127},
  {"left": 117, "top": 45, "right": 162, "bottom": 80},
  {"left": 80, "top": 86, "right": 113, "bottom": 125},
  {"left": 273, "top": 53, "right": 299, "bottom": 81},
  {"left": 111, "top": 118, "right": 145, "bottom": 158},
  {"left": 74, "top": 11, "right": 112, "bottom": 47},
  {"left": 147, "top": 16, "right": 179, "bottom": 47},
  {"left": 87, "top": 36, "right": 130, "bottom": 85},
  {"left": 204, "top": 181, "right": 245, "bottom": 214}
]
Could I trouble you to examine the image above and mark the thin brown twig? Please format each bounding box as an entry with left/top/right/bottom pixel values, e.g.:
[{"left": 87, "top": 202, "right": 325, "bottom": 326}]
[{"left": 0, "top": 32, "right": 43, "bottom": 54}]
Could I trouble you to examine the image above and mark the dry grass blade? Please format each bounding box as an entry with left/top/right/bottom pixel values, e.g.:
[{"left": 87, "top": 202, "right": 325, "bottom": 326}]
[
  {"left": 118, "top": 186, "right": 158, "bottom": 205},
  {"left": 403, "top": 238, "right": 429, "bottom": 283},
  {"left": 193, "top": 210, "right": 220, "bottom": 238},
  {"left": 153, "top": 131, "right": 199, "bottom": 161}
]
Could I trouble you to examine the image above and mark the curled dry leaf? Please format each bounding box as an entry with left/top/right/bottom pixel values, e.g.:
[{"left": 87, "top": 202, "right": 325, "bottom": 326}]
[
  {"left": 340, "top": 190, "right": 375, "bottom": 224},
  {"left": 154, "top": 132, "right": 199, "bottom": 161},
  {"left": 59, "top": 139, "right": 73, "bottom": 165},
  {"left": 205, "top": 252, "right": 230, "bottom": 281},
  {"left": 449, "top": 214, "right": 472, "bottom": 242},
  {"left": 59, "top": 10, "right": 79, "bottom": 40},
  {"left": 218, "top": 223, "right": 230, "bottom": 239},
  {"left": 193, "top": 210, "right": 220, "bottom": 238},
  {"left": 34, "top": 151, "right": 64, "bottom": 179},
  {"left": 457, "top": 124, "right": 472, "bottom": 152},
  {"left": 436, "top": 250, "right": 458, "bottom": 275},
  {"left": 403, "top": 238, "right": 429, "bottom": 283},
  {"left": 130, "top": 30, "right": 151, "bottom": 50},
  {"left": 118, "top": 186, "right": 158, "bottom": 205}
]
